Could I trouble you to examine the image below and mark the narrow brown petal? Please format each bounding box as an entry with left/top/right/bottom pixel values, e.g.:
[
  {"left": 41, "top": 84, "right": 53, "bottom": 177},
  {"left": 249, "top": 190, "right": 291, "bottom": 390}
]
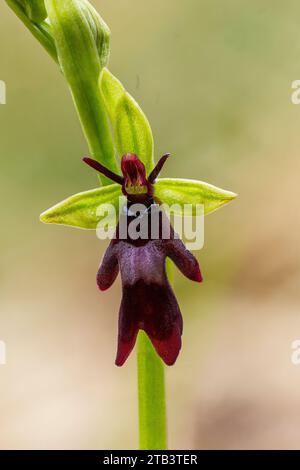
[
  {"left": 83, "top": 157, "right": 124, "bottom": 185},
  {"left": 166, "top": 238, "right": 203, "bottom": 283},
  {"left": 97, "top": 241, "right": 119, "bottom": 291},
  {"left": 148, "top": 153, "right": 171, "bottom": 184}
]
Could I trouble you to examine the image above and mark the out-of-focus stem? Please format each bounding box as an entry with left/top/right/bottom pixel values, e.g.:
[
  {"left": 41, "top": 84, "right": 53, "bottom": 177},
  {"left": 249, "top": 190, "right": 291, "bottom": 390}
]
[{"left": 5, "top": 0, "right": 58, "bottom": 62}]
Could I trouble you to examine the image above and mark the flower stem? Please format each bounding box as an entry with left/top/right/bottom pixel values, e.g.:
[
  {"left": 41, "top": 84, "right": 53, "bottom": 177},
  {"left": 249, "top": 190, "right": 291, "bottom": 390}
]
[
  {"left": 137, "top": 332, "right": 167, "bottom": 450},
  {"left": 5, "top": 0, "right": 58, "bottom": 62},
  {"left": 45, "top": 0, "right": 118, "bottom": 183},
  {"left": 137, "top": 260, "right": 173, "bottom": 450}
]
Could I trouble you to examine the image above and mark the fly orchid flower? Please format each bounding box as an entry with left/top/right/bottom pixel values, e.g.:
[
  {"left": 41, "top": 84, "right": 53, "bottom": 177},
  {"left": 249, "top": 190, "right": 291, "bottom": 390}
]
[
  {"left": 41, "top": 147, "right": 236, "bottom": 365},
  {"left": 39, "top": 68, "right": 236, "bottom": 366},
  {"left": 83, "top": 153, "right": 202, "bottom": 366}
]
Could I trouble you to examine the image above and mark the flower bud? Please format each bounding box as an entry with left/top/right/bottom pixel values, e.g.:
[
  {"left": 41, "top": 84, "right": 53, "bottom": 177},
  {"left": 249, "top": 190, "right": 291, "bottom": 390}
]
[
  {"left": 79, "top": 0, "right": 110, "bottom": 68},
  {"left": 19, "top": 0, "right": 47, "bottom": 23},
  {"left": 45, "top": 0, "right": 110, "bottom": 78}
]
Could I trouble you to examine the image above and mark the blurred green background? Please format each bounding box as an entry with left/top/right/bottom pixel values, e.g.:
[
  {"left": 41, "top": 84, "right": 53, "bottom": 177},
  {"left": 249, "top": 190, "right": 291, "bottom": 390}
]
[{"left": 1, "top": 0, "right": 300, "bottom": 450}]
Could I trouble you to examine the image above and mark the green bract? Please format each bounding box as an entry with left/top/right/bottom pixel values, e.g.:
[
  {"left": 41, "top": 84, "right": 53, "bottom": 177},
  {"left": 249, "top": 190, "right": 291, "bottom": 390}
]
[
  {"left": 100, "top": 69, "right": 155, "bottom": 174},
  {"left": 100, "top": 69, "right": 124, "bottom": 121}
]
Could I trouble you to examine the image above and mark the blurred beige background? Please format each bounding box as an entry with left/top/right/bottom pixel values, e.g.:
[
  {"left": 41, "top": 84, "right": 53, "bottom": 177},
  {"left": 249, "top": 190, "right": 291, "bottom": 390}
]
[{"left": 1, "top": 0, "right": 300, "bottom": 450}]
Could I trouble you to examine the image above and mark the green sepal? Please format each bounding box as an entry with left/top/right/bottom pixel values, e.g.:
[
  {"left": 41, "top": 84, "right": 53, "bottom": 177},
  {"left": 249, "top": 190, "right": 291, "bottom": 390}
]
[
  {"left": 40, "top": 184, "right": 123, "bottom": 229},
  {"left": 155, "top": 178, "right": 237, "bottom": 215}
]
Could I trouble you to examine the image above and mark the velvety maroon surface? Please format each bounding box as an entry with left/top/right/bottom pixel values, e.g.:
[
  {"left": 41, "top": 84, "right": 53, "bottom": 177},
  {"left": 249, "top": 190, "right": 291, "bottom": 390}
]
[{"left": 97, "top": 208, "right": 202, "bottom": 366}]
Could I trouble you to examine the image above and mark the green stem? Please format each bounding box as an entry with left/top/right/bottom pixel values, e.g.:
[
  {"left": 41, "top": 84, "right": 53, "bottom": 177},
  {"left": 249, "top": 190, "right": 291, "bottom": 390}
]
[
  {"left": 45, "top": 0, "right": 118, "bottom": 183},
  {"left": 6, "top": 0, "right": 118, "bottom": 182},
  {"left": 5, "top": 0, "right": 58, "bottom": 62},
  {"left": 137, "top": 332, "right": 167, "bottom": 450},
  {"left": 137, "top": 260, "right": 173, "bottom": 450}
]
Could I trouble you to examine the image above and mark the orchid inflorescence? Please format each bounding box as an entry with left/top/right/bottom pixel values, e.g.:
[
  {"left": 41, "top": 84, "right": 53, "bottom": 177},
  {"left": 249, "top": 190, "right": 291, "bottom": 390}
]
[{"left": 6, "top": 0, "right": 237, "bottom": 449}]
